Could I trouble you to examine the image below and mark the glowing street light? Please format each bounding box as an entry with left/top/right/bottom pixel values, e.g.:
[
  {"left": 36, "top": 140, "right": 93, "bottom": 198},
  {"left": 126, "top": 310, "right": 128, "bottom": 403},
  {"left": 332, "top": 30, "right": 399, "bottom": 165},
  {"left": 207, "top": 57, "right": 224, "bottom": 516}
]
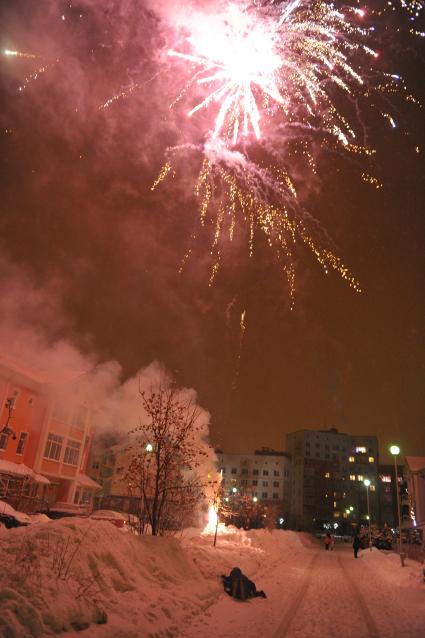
[
  {"left": 363, "top": 479, "right": 372, "bottom": 551},
  {"left": 145, "top": 443, "right": 153, "bottom": 452},
  {"left": 253, "top": 496, "right": 258, "bottom": 503},
  {"left": 232, "top": 487, "right": 237, "bottom": 494},
  {"left": 390, "top": 444, "right": 405, "bottom": 566}
]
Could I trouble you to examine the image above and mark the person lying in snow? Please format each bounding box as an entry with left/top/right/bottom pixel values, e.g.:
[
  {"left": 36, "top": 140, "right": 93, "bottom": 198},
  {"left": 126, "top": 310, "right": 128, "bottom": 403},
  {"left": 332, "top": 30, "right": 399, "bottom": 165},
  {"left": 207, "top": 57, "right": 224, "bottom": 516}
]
[{"left": 221, "top": 567, "right": 266, "bottom": 601}]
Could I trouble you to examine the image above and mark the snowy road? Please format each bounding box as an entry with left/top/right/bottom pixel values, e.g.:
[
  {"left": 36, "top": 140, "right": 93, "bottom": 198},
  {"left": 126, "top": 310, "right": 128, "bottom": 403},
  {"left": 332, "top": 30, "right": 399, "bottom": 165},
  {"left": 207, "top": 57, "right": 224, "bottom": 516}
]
[{"left": 182, "top": 535, "right": 425, "bottom": 638}]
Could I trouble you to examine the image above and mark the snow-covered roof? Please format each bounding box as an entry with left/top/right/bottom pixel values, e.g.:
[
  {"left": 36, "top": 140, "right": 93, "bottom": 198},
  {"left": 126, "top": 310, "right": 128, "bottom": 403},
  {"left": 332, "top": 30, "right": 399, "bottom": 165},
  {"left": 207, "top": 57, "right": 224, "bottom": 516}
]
[
  {"left": 0, "top": 459, "right": 50, "bottom": 484},
  {"left": 405, "top": 456, "right": 425, "bottom": 472},
  {"left": 76, "top": 473, "right": 102, "bottom": 490}
]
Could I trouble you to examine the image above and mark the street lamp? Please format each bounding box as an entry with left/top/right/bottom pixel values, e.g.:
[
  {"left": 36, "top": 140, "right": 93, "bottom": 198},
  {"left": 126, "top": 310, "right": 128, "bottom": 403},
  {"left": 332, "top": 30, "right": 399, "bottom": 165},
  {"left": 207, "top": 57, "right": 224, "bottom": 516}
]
[
  {"left": 363, "top": 479, "right": 372, "bottom": 551},
  {"left": 390, "top": 444, "right": 405, "bottom": 566}
]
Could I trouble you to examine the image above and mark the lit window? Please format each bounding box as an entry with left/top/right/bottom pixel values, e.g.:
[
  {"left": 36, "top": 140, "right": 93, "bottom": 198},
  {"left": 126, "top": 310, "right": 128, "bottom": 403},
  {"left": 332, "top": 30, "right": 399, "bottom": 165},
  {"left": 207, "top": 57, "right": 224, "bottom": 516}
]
[
  {"left": 349, "top": 456, "right": 355, "bottom": 462},
  {"left": 357, "top": 475, "right": 364, "bottom": 481},
  {"left": 44, "top": 433, "right": 63, "bottom": 461},
  {"left": 333, "top": 501, "right": 337, "bottom": 508},
  {"left": 355, "top": 446, "right": 367, "bottom": 453},
  {"left": 370, "top": 485, "right": 376, "bottom": 491},
  {"left": 325, "top": 472, "right": 330, "bottom": 478},
  {"left": 380, "top": 474, "right": 391, "bottom": 483},
  {"left": 333, "top": 512, "right": 340, "bottom": 518},
  {"left": 16, "top": 432, "right": 28, "bottom": 455},
  {"left": 350, "top": 475, "right": 356, "bottom": 481},
  {"left": 63, "top": 440, "right": 81, "bottom": 466},
  {"left": 368, "top": 457, "right": 374, "bottom": 463}
]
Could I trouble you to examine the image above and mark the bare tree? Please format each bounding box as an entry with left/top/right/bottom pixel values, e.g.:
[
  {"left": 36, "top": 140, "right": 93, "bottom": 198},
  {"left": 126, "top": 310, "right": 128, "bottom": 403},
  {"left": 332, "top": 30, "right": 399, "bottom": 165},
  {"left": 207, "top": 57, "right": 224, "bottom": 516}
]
[{"left": 125, "top": 384, "right": 209, "bottom": 535}]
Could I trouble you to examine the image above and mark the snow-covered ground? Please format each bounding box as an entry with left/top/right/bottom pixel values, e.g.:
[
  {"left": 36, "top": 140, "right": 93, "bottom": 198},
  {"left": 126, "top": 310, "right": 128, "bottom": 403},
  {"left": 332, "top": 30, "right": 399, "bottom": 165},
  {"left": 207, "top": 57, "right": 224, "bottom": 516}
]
[{"left": 0, "top": 518, "right": 424, "bottom": 637}]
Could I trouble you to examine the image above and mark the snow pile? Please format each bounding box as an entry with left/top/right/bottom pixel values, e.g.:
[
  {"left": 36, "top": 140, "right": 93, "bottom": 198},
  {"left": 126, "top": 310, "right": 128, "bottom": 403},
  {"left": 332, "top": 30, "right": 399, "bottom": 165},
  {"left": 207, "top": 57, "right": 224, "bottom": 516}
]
[
  {"left": 0, "top": 500, "right": 31, "bottom": 524},
  {"left": 1, "top": 519, "right": 424, "bottom": 637}
]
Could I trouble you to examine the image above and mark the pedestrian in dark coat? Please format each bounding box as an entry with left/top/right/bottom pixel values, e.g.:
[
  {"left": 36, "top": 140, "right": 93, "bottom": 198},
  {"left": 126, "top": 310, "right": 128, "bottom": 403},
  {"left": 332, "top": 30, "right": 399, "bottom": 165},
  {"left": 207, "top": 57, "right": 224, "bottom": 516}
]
[
  {"left": 324, "top": 532, "right": 332, "bottom": 550},
  {"left": 221, "top": 567, "right": 266, "bottom": 600},
  {"left": 353, "top": 533, "right": 361, "bottom": 558}
]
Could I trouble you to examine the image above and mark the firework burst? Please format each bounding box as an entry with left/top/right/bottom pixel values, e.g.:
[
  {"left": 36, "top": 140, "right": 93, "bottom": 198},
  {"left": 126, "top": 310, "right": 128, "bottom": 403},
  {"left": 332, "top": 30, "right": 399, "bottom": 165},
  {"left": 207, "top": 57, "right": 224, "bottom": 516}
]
[{"left": 153, "top": 0, "right": 416, "bottom": 300}]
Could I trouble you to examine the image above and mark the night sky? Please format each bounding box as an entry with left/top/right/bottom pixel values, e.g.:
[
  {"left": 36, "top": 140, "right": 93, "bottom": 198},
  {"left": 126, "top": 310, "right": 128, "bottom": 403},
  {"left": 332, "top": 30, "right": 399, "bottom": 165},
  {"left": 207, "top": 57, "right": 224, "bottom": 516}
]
[{"left": 1, "top": 0, "right": 424, "bottom": 462}]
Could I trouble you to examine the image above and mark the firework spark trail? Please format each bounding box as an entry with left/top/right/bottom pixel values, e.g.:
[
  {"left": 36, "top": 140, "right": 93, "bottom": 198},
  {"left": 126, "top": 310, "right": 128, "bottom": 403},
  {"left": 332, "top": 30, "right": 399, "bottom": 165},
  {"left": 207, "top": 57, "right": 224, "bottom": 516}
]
[{"left": 4, "top": 49, "right": 38, "bottom": 59}]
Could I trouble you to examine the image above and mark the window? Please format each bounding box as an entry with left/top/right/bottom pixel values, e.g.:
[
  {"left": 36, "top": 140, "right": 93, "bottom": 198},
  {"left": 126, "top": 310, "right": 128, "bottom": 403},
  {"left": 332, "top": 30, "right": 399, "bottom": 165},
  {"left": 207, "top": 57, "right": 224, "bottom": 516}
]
[
  {"left": 44, "top": 433, "right": 63, "bottom": 461},
  {"left": 325, "top": 472, "right": 330, "bottom": 478},
  {"left": 231, "top": 468, "right": 237, "bottom": 474},
  {"left": 325, "top": 453, "right": 330, "bottom": 459},
  {"left": 262, "top": 470, "right": 269, "bottom": 476},
  {"left": 349, "top": 456, "right": 355, "bottom": 462},
  {"left": 333, "top": 501, "right": 337, "bottom": 508},
  {"left": 370, "top": 485, "right": 376, "bottom": 491},
  {"left": 274, "top": 470, "right": 280, "bottom": 476},
  {"left": 262, "top": 492, "right": 268, "bottom": 499},
  {"left": 0, "top": 432, "right": 9, "bottom": 450},
  {"left": 273, "top": 481, "right": 279, "bottom": 488},
  {"left": 355, "top": 446, "right": 367, "bottom": 453},
  {"left": 273, "top": 493, "right": 279, "bottom": 499},
  {"left": 262, "top": 481, "right": 268, "bottom": 487},
  {"left": 368, "top": 457, "right": 374, "bottom": 463},
  {"left": 63, "top": 440, "right": 81, "bottom": 466},
  {"left": 241, "top": 468, "right": 248, "bottom": 475},
  {"left": 92, "top": 462, "right": 99, "bottom": 470},
  {"left": 357, "top": 475, "right": 364, "bottom": 481},
  {"left": 253, "top": 469, "right": 259, "bottom": 476},
  {"left": 16, "top": 432, "right": 28, "bottom": 455},
  {"left": 350, "top": 475, "right": 356, "bottom": 481},
  {"left": 241, "top": 479, "right": 247, "bottom": 486},
  {"left": 252, "top": 480, "right": 258, "bottom": 486},
  {"left": 325, "top": 444, "right": 329, "bottom": 450},
  {"left": 380, "top": 475, "right": 391, "bottom": 483},
  {"left": 316, "top": 443, "right": 320, "bottom": 448}
]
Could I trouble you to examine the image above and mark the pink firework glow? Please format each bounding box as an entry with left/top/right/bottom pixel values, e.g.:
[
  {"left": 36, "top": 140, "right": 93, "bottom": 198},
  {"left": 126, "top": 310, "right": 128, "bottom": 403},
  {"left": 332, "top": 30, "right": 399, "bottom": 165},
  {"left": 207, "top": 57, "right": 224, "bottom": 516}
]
[{"left": 168, "top": 1, "right": 380, "bottom": 147}]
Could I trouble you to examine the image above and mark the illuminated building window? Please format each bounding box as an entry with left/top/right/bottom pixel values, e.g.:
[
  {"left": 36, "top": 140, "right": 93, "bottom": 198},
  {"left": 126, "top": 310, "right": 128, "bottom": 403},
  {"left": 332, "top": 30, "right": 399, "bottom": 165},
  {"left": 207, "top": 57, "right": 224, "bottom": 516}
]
[
  {"left": 368, "top": 457, "right": 375, "bottom": 463},
  {"left": 350, "top": 475, "right": 356, "bottom": 481},
  {"left": 357, "top": 475, "right": 364, "bottom": 481},
  {"left": 349, "top": 456, "right": 355, "bottom": 462},
  {"left": 253, "top": 469, "right": 259, "bottom": 476},
  {"left": 325, "top": 472, "right": 330, "bottom": 478},
  {"left": 333, "top": 501, "right": 337, "bottom": 508},
  {"left": 355, "top": 446, "right": 367, "bottom": 453},
  {"left": 333, "top": 512, "right": 340, "bottom": 518},
  {"left": 380, "top": 475, "right": 391, "bottom": 483},
  {"left": 370, "top": 485, "right": 376, "bottom": 491}
]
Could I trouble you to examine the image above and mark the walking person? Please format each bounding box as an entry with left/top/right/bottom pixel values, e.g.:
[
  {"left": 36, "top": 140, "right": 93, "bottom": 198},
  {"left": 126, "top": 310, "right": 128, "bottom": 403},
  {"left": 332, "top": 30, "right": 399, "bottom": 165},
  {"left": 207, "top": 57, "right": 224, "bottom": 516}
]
[
  {"left": 324, "top": 532, "right": 331, "bottom": 550},
  {"left": 353, "top": 533, "right": 361, "bottom": 558}
]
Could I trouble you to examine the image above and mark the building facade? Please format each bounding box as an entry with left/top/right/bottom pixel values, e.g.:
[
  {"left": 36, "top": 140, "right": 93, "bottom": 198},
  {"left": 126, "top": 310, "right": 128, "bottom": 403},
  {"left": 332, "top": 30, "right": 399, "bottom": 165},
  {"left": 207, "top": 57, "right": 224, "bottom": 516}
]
[
  {"left": 286, "top": 427, "right": 379, "bottom": 531},
  {"left": 0, "top": 360, "right": 100, "bottom": 513},
  {"left": 215, "top": 448, "right": 291, "bottom": 522}
]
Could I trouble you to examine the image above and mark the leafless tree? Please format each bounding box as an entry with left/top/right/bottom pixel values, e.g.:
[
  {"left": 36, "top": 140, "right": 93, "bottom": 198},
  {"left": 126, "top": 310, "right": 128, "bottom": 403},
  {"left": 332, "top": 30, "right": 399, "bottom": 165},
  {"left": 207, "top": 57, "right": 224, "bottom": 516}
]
[{"left": 125, "top": 384, "right": 209, "bottom": 535}]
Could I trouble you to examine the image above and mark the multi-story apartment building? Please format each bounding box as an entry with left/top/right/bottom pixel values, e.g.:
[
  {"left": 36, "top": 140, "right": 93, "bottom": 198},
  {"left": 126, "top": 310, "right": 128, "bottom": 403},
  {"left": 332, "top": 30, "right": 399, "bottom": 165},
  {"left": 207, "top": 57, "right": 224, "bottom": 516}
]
[
  {"left": 286, "top": 427, "right": 379, "bottom": 531},
  {"left": 215, "top": 448, "right": 291, "bottom": 520},
  {"left": 0, "top": 360, "right": 100, "bottom": 513}
]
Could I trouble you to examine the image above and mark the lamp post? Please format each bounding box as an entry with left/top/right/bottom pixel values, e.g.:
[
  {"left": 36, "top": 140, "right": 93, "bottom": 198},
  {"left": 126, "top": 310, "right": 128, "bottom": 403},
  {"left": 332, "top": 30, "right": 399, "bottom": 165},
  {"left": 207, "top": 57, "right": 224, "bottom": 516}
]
[
  {"left": 390, "top": 445, "right": 405, "bottom": 566},
  {"left": 364, "top": 479, "right": 372, "bottom": 551}
]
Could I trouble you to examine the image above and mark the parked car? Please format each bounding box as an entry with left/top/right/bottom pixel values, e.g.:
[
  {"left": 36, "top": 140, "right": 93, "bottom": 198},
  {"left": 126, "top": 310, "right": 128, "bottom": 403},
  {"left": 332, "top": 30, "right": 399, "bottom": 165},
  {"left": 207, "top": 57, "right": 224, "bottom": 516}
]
[
  {"left": 89, "top": 509, "right": 128, "bottom": 528},
  {"left": 0, "top": 500, "right": 31, "bottom": 528}
]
